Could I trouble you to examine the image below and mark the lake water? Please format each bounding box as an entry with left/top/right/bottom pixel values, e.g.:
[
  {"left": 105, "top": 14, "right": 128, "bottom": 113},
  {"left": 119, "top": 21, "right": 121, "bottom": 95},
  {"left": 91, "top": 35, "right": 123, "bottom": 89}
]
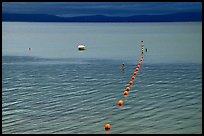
[
  {"left": 2, "top": 22, "right": 202, "bottom": 63},
  {"left": 2, "top": 22, "right": 202, "bottom": 134}
]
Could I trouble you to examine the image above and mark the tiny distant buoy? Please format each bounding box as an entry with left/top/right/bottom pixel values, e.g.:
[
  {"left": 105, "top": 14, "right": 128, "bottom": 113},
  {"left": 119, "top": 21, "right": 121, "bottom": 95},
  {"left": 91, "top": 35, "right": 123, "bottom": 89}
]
[
  {"left": 138, "top": 61, "right": 142, "bottom": 65},
  {"left": 131, "top": 76, "right": 135, "bottom": 81},
  {"left": 136, "top": 68, "right": 139, "bottom": 71},
  {"left": 118, "top": 100, "right": 124, "bottom": 107},
  {"left": 141, "top": 40, "right": 144, "bottom": 47},
  {"left": 28, "top": 48, "right": 31, "bottom": 51},
  {"left": 124, "top": 91, "right": 128, "bottom": 96},
  {"left": 126, "top": 87, "right": 130, "bottom": 92},
  {"left": 105, "top": 124, "right": 111, "bottom": 131},
  {"left": 137, "top": 65, "right": 140, "bottom": 69},
  {"left": 134, "top": 72, "right": 137, "bottom": 76},
  {"left": 129, "top": 81, "right": 133, "bottom": 86}
]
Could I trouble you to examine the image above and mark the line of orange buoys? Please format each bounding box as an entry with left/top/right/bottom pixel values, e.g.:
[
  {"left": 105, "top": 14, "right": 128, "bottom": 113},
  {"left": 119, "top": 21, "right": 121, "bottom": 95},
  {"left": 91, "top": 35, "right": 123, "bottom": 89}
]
[{"left": 105, "top": 41, "right": 145, "bottom": 132}]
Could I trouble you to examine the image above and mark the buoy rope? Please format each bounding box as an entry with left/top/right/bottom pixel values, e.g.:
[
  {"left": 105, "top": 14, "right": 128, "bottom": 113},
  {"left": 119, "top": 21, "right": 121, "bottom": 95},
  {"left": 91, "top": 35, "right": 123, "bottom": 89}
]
[{"left": 105, "top": 41, "right": 145, "bottom": 132}]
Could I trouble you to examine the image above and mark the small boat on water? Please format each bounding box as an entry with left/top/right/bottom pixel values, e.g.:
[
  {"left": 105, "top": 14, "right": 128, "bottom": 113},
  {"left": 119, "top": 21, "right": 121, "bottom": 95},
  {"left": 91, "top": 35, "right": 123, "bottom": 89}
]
[{"left": 78, "top": 44, "right": 86, "bottom": 51}]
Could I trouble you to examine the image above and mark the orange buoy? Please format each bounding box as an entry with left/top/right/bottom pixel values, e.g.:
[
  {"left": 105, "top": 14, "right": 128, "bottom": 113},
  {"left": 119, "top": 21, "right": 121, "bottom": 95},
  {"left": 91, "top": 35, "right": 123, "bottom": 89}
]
[
  {"left": 118, "top": 100, "right": 124, "bottom": 107},
  {"left": 126, "top": 87, "right": 130, "bottom": 92},
  {"left": 131, "top": 76, "right": 135, "bottom": 81},
  {"left": 138, "top": 61, "right": 142, "bottom": 65},
  {"left": 136, "top": 68, "right": 139, "bottom": 71},
  {"left": 124, "top": 91, "right": 128, "bottom": 96},
  {"left": 137, "top": 65, "right": 140, "bottom": 69},
  {"left": 134, "top": 72, "right": 137, "bottom": 76},
  {"left": 129, "top": 81, "right": 133, "bottom": 86},
  {"left": 105, "top": 124, "right": 111, "bottom": 131}
]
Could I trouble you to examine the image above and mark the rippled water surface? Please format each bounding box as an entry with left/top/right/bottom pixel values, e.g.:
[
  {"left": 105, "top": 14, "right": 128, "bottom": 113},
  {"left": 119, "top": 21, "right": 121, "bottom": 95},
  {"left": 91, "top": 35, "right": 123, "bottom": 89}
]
[
  {"left": 2, "top": 56, "right": 202, "bottom": 134},
  {"left": 2, "top": 22, "right": 202, "bottom": 134}
]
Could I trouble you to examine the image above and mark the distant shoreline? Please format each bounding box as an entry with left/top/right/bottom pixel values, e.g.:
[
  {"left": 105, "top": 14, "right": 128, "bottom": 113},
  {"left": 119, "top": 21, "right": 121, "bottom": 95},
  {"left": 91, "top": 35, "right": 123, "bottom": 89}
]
[
  {"left": 2, "top": 21, "right": 202, "bottom": 23},
  {"left": 2, "top": 12, "right": 202, "bottom": 23}
]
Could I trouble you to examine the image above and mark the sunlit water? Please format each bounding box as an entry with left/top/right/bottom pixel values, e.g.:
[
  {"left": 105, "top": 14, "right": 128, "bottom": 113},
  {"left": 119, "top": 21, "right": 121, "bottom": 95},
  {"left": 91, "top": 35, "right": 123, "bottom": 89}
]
[{"left": 2, "top": 22, "right": 202, "bottom": 134}]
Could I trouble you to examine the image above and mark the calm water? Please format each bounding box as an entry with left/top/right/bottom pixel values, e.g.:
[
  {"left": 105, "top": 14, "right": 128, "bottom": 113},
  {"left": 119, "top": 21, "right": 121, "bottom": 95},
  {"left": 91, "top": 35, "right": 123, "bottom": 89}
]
[
  {"left": 2, "top": 22, "right": 202, "bottom": 134},
  {"left": 2, "top": 22, "right": 202, "bottom": 63}
]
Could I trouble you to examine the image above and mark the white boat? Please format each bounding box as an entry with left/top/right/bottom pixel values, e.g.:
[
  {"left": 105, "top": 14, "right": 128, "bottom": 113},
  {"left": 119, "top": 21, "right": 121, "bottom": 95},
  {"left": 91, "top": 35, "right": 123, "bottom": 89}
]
[{"left": 78, "top": 44, "right": 86, "bottom": 50}]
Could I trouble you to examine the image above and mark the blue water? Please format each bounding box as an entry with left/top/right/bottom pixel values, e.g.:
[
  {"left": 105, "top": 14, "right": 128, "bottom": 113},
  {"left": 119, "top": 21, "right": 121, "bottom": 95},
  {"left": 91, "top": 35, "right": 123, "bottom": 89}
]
[
  {"left": 2, "top": 22, "right": 202, "bottom": 134},
  {"left": 2, "top": 56, "right": 202, "bottom": 134},
  {"left": 2, "top": 22, "right": 202, "bottom": 63}
]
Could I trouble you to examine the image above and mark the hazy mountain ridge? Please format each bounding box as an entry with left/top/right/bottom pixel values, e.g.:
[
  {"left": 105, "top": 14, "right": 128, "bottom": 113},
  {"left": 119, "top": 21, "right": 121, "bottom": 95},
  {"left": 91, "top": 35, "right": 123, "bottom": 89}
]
[{"left": 2, "top": 12, "right": 202, "bottom": 22}]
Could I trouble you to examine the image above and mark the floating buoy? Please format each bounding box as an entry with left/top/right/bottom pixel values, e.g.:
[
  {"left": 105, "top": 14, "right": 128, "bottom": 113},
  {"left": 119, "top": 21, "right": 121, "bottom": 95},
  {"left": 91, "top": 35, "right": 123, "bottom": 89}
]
[
  {"left": 105, "top": 124, "right": 111, "bottom": 131},
  {"left": 126, "top": 87, "right": 130, "bottom": 92},
  {"left": 104, "top": 40, "right": 146, "bottom": 131},
  {"left": 141, "top": 40, "right": 144, "bottom": 47},
  {"left": 118, "top": 100, "right": 124, "bottom": 107},
  {"left": 28, "top": 48, "right": 31, "bottom": 51},
  {"left": 129, "top": 81, "right": 133, "bottom": 86},
  {"left": 131, "top": 76, "right": 135, "bottom": 81},
  {"left": 124, "top": 91, "right": 128, "bottom": 96}
]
